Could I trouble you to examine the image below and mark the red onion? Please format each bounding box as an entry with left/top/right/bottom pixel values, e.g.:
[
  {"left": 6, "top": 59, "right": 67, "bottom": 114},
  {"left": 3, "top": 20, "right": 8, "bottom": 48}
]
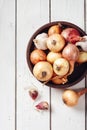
[
  {"left": 62, "top": 44, "right": 79, "bottom": 75},
  {"left": 62, "top": 44, "right": 79, "bottom": 62},
  {"left": 61, "top": 28, "right": 81, "bottom": 44}
]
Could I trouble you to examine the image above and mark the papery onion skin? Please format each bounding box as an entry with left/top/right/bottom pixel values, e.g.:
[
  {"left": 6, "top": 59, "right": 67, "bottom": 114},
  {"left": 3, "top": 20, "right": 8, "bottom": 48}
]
[
  {"left": 30, "top": 49, "right": 47, "bottom": 64},
  {"left": 62, "top": 43, "right": 79, "bottom": 62},
  {"left": 51, "top": 75, "right": 68, "bottom": 84}
]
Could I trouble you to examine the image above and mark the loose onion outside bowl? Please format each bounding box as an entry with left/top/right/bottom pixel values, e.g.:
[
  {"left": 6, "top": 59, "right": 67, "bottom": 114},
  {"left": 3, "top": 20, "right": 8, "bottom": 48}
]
[{"left": 26, "top": 21, "right": 87, "bottom": 88}]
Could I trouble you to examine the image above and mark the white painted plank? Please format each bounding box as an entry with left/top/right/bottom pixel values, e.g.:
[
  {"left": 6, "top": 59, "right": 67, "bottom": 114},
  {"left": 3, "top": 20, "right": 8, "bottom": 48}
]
[
  {"left": 0, "top": 0, "right": 15, "bottom": 130},
  {"left": 51, "top": 0, "right": 85, "bottom": 130},
  {"left": 51, "top": 0, "right": 84, "bottom": 29},
  {"left": 17, "top": 0, "right": 50, "bottom": 130}
]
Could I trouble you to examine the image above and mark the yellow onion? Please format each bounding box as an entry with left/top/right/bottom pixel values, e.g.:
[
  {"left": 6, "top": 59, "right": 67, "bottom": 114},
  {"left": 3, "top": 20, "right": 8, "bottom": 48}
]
[
  {"left": 47, "top": 34, "right": 65, "bottom": 52},
  {"left": 77, "top": 51, "right": 87, "bottom": 63},
  {"left": 48, "top": 24, "right": 61, "bottom": 36},
  {"left": 30, "top": 49, "right": 46, "bottom": 64},
  {"left": 33, "top": 61, "right": 53, "bottom": 82},
  {"left": 62, "top": 88, "right": 87, "bottom": 107},
  {"left": 47, "top": 52, "right": 62, "bottom": 64}
]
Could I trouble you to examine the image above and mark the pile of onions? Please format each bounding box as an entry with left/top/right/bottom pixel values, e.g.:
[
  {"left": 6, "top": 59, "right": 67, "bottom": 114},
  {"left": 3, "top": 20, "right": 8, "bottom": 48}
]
[{"left": 62, "top": 44, "right": 79, "bottom": 74}]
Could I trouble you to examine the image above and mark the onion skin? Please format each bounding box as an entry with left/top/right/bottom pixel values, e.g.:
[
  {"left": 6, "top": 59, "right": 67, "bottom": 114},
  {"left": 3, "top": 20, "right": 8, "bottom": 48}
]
[
  {"left": 62, "top": 90, "right": 79, "bottom": 107},
  {"left": 77, "top": 51, "right": 87, "bottom": 63},
  {"left": 33, "top": 61, "right": 53, "bottom": 81},
  {"left": 62, "top": 44, "right": 79, "bottom": 75},
  {"left": 62, "top": 88, "right": 87, "bottom": 107},
  {"left": 47, "top": 34, "right": 65, "bottom": 52},
  {"left": 51, "top": 75, "right": 68, "bottom": 84},
  {"left": 61, "top": 28, "right": 81, "bottom": 44},
  {"left": 48, "top": 24, "right": 61, "bottom": 36},
  {"left": 30, "top": 49, "right": 46, "bottom": 64},
  {"left": 47, "top": 52, "right": 62, "bottom": 64},
  {"left": 62, "top": 44, "right": 79, "bottom": 62},
  {"left": 53, "top": 58, "right": 70, "bottom": 76}
]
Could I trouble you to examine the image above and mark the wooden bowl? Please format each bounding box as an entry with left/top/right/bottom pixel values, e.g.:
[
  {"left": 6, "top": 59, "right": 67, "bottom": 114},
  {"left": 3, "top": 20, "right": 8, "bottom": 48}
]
[{"left": 26, "top": 21, "right": 87, "bottom": 88}]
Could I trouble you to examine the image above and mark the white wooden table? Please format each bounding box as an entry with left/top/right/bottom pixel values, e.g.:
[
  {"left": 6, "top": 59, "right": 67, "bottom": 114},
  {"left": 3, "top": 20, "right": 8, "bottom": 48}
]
[{"left": 0, "top": 0, "right": 87, "bottom": 130}]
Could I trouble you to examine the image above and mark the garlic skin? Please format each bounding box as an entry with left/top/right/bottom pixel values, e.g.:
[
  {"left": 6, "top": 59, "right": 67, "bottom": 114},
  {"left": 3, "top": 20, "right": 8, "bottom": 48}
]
[
  {"left": 76, "top": 36, "right": 87, "bottom": 51},
  {"left": 35, "top": 101, "right": 49, "bottom": 110},
  {"left": 33, "top": 33, "right": 48, "bottom": 50},
  {"left": 29, "top": 88, "right": 38, "bottom": 100}
]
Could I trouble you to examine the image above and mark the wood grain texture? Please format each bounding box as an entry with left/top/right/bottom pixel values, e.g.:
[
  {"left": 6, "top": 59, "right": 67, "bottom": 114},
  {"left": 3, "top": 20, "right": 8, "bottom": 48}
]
[
  {"left": 17, "top": 0, "right": 50, "bottom": 130},
  {"left": 0, "top": 0, "right": 15, "bottom": 130}
]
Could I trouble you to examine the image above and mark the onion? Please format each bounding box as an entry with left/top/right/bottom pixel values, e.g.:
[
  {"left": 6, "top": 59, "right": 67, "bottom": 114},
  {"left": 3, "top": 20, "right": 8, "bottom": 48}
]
[
  {"left": 33, "top": 61, "right": 53, "bottom": 81},
  {"left": 53, "top": 58, "right": 70, "bottom": 76},
  {"left": 62, "top": 44, "right": 79, "bottom": 61},
  {"left": 47, "top": 34, "right": 65, "bottom": 52},
  {"left": 62, "top": 44, "right": 79, "bottom": 74},
  {"left": 47, "top": 52, "right": 62, "bottom": 64},
  {"left": 30, "top": 49, "right": 46, "bottom": 64},
  {"left": 48, "top": 24, "right": 61, "bottom": 36},
  {"left": 61, "top": 28, "right": 81, "bottom": 44},
  {"left": 33, "top": 33, "right": 48, "bottom": 50},
  {"left": 62, "top": 88, "right": 87, "bottom": 107},
  {"left": 77, "top": 51, "right": 87, "bottom": 63},
  {"left": 51, "top": 75, "right": 68, "bottom": 84}
]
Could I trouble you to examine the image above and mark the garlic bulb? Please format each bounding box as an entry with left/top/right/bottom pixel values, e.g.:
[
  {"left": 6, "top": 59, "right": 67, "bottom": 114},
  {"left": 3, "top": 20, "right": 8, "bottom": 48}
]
[
  {"left": 33, "top": 33, "right": 48, "bottom": 50},
  {"left": 76, "top": 35, "right": 87, "bottom": 51}
]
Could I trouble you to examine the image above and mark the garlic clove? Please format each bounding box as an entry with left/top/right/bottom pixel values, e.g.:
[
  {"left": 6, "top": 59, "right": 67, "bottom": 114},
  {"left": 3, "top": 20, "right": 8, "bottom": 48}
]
[
  {"left": 29, "top": 88, "right": 38, "bottom": 100},
  {"left": 35, "top": 101, "right": 49, "bottom": 110},
  {"left": 76, "top": 35, "right": 87, "bottom": 52}
]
